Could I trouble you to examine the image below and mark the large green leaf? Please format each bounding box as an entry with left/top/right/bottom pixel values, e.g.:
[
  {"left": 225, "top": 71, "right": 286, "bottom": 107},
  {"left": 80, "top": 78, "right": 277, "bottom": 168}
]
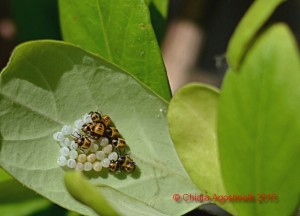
[
  {"left": 226, "top": 0, "right": 284, "bottom": 70},
  {"left": 0, "top": 40, "right": 199, "bottom": 216},
  {"left": 0, "top": 169, "right": 51, "bottom": 216},
  {"left": 168, "top": 83, "right": 236, "bottom": 215},
  {"left": 219, "top": 24, "right": 300, "bottom": 216},
  {"left": 59, "top": 0, "right": 171, "bottom": 101}
]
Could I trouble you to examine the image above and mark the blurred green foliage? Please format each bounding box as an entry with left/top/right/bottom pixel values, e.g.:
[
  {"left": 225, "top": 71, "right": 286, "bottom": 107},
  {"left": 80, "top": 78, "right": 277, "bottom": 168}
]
[{"left": 11, "top": 0, "right": 61, "bottom": 41}]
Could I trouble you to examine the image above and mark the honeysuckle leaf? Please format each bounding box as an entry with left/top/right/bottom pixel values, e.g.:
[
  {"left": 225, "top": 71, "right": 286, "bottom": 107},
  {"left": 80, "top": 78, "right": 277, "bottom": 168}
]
[
  {"left": 168, "top": 83, "right": 236, "bottom": 215},
  {"left": 59, "top": 0, "right": 171, "bottom": 101},
  {"left": 219, "top": 24, "right": 300, "bottom": 216},
  {"left": 0, "top": 40, "right": 199, "bottom": 216},
  {"left": 227, "top": 0, "right": 284, "bottom": 70}
]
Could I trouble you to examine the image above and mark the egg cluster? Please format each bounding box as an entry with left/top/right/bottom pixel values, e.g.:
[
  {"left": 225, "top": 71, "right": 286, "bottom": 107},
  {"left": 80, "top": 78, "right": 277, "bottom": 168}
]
[{"left": 53, "top": 111, "right": 136, "bottom": 173}]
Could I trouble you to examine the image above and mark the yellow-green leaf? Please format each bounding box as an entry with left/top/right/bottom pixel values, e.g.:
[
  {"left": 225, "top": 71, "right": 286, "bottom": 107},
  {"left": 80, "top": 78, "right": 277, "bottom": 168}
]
[
  {"left": 219, "top": 24, "right": 300, "bottom": 216},
  {"left": 227, "top": 0, "right": 284, "bottom": 69}
]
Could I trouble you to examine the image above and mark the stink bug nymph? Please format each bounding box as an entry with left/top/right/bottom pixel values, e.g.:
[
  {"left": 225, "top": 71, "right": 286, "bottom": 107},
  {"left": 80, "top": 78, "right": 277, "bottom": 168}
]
[
  {"left": 111, "top": 138, "right": 126, "bottom": 149},
  {"left": 117, "top": 155, "right": 136, "bottom": 173},
  {"left": 105, "top": 127, "right": 120, "bottom": 138},
  {"left": 89, "top": 111, "right": 102, "bottom": 123},
  {"left": 124, "top": 161, "right": 136, "bottom": 173},
  {"left": 72, "top": 133, "right": 91, "bottom": 150},
  {"left": 92, "top": 123, "right": 106, "bottom": 137},
  {"left": 109, "top": 160, "right": 120, "bottom": 172},
  {"left": 101, "top": 115, "right": 111, "bottom": 127},
  {"left": 81, "top": 122, "right": 94, "bottom": 134}
]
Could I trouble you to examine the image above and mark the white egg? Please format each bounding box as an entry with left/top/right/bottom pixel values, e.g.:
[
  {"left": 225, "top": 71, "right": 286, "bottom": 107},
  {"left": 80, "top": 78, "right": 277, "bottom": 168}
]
[
  {"left": 103, "top": 144, "right": 113, "bottom": 154},
  {"left": 71, "top": 128, "right": 80, "bottom": 137},
  {"left": 75, "top": 162, "right": 84, "bottom": 171},
  {"left": 77, "top": 154, "right": 87, "bottom": 163},
  {"left": 89, "top": 144, "right": 99, "bottom": 152},
  {"left": 83, "top": 162, "right": 93, "bottom": 171},
  {"left": 59, "top": 147, "right": 70, "bottom": 157},
  {"left": 70, "top": 141, "right": 78, "bottom": 150},
  {"left": 74, "top": 119, "right": 85, "bottom": 129},
  {"left": 61, "top": 125, "right": 73, "bottom": 135},
  {"left": 53, "top": 132, "right": 64, "bottom": 141},
  {"left": 87, "top": 153, "right": 96, "bottom": 163},
  {"left": 83, "top": 113, "right": 92, "bottom": 123},
  {"left": 57, "top": 156, "right": 67, "bottom": 166},
  {"left": 99, "top": 137, "right": 109, "bottom": 147},
  {"left": 101, "top": 158, "right": 110, "bottom": 168},
  {"left": 69, "top": 150, "right": 78, "bottom": 159},
  {"left": 93, "top": 161, "right": 102, "bottom": 172},
  {"left": 67, "top": 159, "right": 77, "bottom": 169},
  {"left": 95, "top": 151, "right": 106, "bottom": 161},
  {"left": 108, "top": 152, "right": 118, "bottom": 161},
  {"left": 60, "top": 138, "right": 70, "bottom": 147}
]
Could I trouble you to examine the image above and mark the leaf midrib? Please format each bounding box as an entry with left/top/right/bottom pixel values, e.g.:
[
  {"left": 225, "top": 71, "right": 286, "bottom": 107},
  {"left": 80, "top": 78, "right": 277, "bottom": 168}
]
[{"left": 96, "top": 0, "right": 113, "bottom": 60}]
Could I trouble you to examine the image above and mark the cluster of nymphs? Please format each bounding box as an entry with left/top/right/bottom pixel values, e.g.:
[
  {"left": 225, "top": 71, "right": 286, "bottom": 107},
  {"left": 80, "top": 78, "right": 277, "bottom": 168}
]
[{"left": 53, "top": 111, "right": 136, "bottom": 173}]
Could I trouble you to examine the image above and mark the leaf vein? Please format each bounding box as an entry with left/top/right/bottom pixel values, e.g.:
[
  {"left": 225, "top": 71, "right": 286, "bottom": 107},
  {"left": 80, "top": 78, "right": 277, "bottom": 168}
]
[
  {"left": 96, "top": 0, "right": 113, "bottom": 60},
  {"left": 0, "top": 92, "right": 62, "bottom": 125}
]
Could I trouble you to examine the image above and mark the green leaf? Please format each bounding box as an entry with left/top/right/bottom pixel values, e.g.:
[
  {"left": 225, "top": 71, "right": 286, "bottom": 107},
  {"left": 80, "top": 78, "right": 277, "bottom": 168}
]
[
  {"left": 145, "top": 0, "right": 169, "bottom": 44},
  {"left": 227, "top": 0, "right": 284, "bottom": 69},
  {"left": 0, "top": 169, "right": 52, "bottom": 216},
  {"left": 0, "top": 40, "right": 199, "bottom": 216},
  {"left": 64, "top": 172, "right": 119, "bottom": 216},
  {"left": 168, "top": 83, "right": 236, "bottom": 215},
  {"left": 0, "top": 168, "right": 12, "bottom": 182},
  {"left": 219, "top": 24, "right": 300, "bottom": 216},
  {"left": 59, "top": 0, "right": 171, "bottom": 101},
  {"left": 144, "top": 0, "right": 168, "bottom": 18}
]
